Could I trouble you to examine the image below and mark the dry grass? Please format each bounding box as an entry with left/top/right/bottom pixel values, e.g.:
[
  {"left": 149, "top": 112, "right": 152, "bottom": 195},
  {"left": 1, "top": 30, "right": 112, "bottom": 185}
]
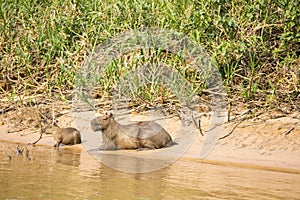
[{"left": 0, "top": 0, "right": 299, "bottom": 131}]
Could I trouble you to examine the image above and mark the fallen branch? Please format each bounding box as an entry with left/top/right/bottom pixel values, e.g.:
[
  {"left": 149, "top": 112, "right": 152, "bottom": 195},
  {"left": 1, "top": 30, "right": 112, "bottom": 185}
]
[
  {"left": 195, "top": 115, "right": 204, "bottom": 136},
  {"left": 198, "top": 118, "right": 204, "bottom": 136},
  {"left": 28, "top": 132, "right": 43, "bottom": 145},
  {"left": 284, "top": 126, "right": 295, "bottom": 135},
  {"left": 284, "top": 122, "right": 298, "bottom": 135},
  {"left": 219, "top": 110, "right": 253, "bottom": 140},
  {"left": 219, "top": 119, "right": 245, "bottom": 140},
  {"left": 28, "top": 107, "right": 46, "bottom": 145}
]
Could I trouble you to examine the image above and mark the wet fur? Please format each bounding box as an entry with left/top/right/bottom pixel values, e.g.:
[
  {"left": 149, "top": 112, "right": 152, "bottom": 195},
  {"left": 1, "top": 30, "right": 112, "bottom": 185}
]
[
  {"left": 91, "top": 113, "right": 176, "bottom": 150},
  {"left": 45, "top": 125, "right": 81, "bottom": 147}
]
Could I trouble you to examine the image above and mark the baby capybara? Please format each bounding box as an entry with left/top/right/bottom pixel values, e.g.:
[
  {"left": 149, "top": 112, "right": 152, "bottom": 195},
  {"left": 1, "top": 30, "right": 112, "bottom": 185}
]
[
  {"left": 44, "top": 123, "right": 81, "bottom": 147},
  {"left": 90, "top": 113, "right": 176, "bottom": 150}
]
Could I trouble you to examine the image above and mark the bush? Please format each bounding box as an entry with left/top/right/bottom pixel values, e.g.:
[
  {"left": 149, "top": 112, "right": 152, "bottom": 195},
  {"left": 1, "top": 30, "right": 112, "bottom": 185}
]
[{"left": 0, "top": 0, "right": 299, "bottom": 112}]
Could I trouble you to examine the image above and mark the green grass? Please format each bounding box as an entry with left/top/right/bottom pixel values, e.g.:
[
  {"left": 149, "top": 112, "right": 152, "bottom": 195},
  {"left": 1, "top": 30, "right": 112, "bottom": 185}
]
[{"left": 0, "top": 0, "right": 299, "bottom": 112}]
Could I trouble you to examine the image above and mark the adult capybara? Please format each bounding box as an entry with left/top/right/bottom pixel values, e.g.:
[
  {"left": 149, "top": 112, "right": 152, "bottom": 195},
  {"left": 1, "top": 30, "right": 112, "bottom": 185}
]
[
  {"left": 44, "top": 123, "right": 81, "bottom": 147},
  {"left": 90, "top": 113, "right": 176, "bottom": 150}
]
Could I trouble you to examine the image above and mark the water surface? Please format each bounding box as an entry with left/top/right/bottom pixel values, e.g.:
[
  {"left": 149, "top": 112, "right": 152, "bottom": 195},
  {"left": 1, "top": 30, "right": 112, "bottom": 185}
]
[{"left": 1, "top": 142, "right": 299, "bottom": 199}]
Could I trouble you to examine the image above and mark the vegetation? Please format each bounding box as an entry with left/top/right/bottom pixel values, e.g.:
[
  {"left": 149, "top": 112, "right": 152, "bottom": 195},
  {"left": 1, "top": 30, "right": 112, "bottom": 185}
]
[{"left": 0, "top": 0, "right": 299, "bottom": 115}]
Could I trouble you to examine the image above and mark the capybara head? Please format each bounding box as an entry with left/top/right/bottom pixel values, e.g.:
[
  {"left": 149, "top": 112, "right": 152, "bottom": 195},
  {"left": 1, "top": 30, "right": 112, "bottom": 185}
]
[
  {"left": 43, "top": 120, "right": 60, "bottom": 134},
  {"left": 43, "top": 123, "right": 59, "bottom": 135},
  {"left": 91, "top": 113, "right": 113, "bottom": 131}
]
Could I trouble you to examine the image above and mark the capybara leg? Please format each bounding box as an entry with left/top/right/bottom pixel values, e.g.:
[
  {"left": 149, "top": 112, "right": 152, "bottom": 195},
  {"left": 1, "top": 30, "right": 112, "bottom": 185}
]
[
  {"left": 140, "top": 141, "right": 156, "bottom": 149},
  {"left": 54, "top": 142, "right": 61, "bottom": 149}
]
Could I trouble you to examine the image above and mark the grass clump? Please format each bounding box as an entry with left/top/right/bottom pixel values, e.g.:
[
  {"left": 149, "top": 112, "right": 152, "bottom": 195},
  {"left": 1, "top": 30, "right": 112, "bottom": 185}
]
[{"left": 0, "top": 0, "right": 299, "bottom": 114}]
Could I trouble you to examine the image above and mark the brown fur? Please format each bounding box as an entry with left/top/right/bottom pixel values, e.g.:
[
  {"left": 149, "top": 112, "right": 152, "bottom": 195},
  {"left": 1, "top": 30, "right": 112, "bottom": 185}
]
[
  {"left": 90, "top": 113, "right": 176, "bottom": 150},
  {"left": 44, "top": 124, "right": 81, "bottom": 147}
]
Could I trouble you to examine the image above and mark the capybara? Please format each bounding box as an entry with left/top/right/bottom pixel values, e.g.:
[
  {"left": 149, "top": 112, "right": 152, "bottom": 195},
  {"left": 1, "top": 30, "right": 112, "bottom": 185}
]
[
  {"left": 90, "top": 113, "right": 176, "bottom": 150},
  {"left": 44, "top": 123, "right": 81, "bottom": 147}
]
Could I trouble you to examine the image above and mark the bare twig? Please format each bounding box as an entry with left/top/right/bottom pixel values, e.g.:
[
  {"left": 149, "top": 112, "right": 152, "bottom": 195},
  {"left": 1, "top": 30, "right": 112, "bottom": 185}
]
[
  {"left": 219, "top": 119, "right": 245, "bottom": 140},
  {"left": 28, "top": 107, "right": 46, "bottom": 145},
  {"left": 283, "top": 122, "right": 298, "bottom": 135},
  {"left": 284, "top": 126, "right": 295, "bottom": 135},
  {"left": 192, "top": 114, "right": 204, "bottom": 136},
  {"left": 29, "top": 132, "right": 43, "bottom": 145},
  {"left": 219, "top": 109, "right": 253, "bottom": 140},
  {"left": 228, "top": 101, "right": 231, "bottom": 122},
  {"left": 7, "top": 128, "right": 22, "bottom": 133},
  {"left": 198, "top": 118, "right": 204, "bottom": 136}
]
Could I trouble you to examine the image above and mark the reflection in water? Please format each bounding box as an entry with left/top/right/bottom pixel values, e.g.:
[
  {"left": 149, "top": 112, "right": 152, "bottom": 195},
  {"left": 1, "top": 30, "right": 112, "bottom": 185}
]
[
  {"left": 0, "top": 141, "right": 300, "bottom": 200},
  {"left": 55, "top": 149, "right": 81, "bottom": 167}
]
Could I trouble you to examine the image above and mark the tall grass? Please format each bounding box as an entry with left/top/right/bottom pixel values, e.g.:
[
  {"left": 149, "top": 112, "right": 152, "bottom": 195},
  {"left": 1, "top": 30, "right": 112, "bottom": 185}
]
[{"left": 0, "top": 0, "right": 299, "bottom": 112}]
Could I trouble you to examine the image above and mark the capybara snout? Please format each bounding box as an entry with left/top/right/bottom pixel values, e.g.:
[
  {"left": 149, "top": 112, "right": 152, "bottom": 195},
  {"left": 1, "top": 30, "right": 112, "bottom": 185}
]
[
  {"left": 91, "top": 118, "right": 100, "bottom": 131},
  {"left": 91, "top": 114, "right": 111, "bottom": 132}
]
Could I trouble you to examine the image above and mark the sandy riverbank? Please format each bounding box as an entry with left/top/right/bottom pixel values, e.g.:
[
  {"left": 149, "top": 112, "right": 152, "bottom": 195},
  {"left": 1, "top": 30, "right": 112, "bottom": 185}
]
[{"left": 0, "top": 114, "right": 299, "bottom": 174}]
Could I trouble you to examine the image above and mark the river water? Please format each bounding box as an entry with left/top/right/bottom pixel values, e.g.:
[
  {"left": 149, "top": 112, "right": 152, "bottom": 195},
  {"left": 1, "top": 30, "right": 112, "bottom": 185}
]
[{"left": 1, "top": 141, "right": 299, "bottom": 200}]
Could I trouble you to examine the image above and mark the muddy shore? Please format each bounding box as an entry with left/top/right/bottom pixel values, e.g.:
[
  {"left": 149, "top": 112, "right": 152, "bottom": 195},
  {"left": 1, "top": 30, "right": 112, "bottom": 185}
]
[{"left": 0, "top": 114, "right": 299, "bottom": 174}]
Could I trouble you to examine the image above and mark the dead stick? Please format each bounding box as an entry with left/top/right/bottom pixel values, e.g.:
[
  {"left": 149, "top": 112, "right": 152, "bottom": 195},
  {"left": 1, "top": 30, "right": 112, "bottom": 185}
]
[
  {"left": 198, "top": 118, "right": 204, "bottom": 136},
  {"left": 219, "top": 118, "right": 245, "bottom": 140},
  {"left": 228, "top": 101, "right": 231, "bottom": 122},
  {"left": 28, "top": 107, "right": 45, "bottom": 145},
  {"left": 192, "top": 114, "right": 204, "bottom": 136},
  {"left": 28, "top": 133, "right": 43, "bottom": 145},
  {"left": 284, "top": 126, "right": 295, "bottom": 135}
]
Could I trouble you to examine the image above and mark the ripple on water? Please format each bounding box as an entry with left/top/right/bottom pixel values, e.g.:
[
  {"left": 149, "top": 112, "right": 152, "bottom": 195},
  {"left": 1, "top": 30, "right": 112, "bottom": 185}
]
[{"left": 0, "top": 141, "right": 300, "bottom": 200}]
